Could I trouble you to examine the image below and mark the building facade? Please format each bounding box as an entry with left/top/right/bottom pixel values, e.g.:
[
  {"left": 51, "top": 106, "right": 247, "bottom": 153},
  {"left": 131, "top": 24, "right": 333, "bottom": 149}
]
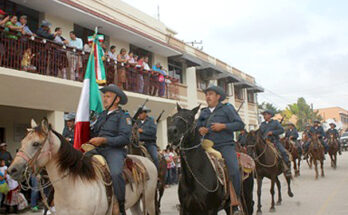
[
  {"left": 316, "top": 107, "right": 348, "bottom": 133},
  {"left": 0, "top": 0, "right": 263, "bottom": 154}
]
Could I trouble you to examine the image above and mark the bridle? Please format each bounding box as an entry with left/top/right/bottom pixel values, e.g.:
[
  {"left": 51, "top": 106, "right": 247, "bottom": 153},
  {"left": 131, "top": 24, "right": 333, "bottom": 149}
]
[
  {"left": 16, "top": 129, "right": 52, "bottom": 174},
  {"left": 172, "top": 114, "right": 220, "bottom": 193}
]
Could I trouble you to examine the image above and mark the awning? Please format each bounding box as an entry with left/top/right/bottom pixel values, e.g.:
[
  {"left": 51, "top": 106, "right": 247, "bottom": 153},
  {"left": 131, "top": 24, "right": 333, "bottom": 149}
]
[
  {"left": 234, "top": 80, "right": 254, "bottom": 88},
  {"left": 197, "top": 62, "right": 240, "bottom": 82},
  {"left": 247, "top": 84, "right": 264, "bottom": 93},
  {"left": 169, "top": 53, "right": 203, "bottom": 67}
]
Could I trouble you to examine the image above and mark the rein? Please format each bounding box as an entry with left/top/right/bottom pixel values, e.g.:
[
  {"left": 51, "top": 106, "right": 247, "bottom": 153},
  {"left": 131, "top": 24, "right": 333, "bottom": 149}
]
[
  {"left": 247, "top": 136, "right": 278, "bottom": 168},
  {"left": 173, "top": 115, "right": 220, "bottom": 193}
]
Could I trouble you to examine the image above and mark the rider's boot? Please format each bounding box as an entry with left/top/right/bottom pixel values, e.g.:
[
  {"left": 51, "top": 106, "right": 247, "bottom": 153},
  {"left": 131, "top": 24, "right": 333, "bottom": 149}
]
[
  {"left": 339, "top": 147, "right": 342, "bottom": 155},
  {"left": 119, "top": 201, "right": 126, "bottom": 215},
  {"left": 112, "top": 199, "right": 120, "bottom": 215}
]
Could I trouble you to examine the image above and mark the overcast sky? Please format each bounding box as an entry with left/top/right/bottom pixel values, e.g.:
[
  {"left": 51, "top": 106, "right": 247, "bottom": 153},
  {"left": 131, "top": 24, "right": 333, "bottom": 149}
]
[{"left": 125, "top": 0, "right": 348, "bottom": 110}]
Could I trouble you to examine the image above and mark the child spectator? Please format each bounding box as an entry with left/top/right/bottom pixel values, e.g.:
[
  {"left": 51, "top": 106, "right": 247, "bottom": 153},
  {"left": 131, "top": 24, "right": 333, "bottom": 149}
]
[
  {"left": 4, "top": 174, "right": 20, "bottom": 214},
  {"left": 0, "top": 159, "right": 9, "bottom": 209},
  {"left": 21, "top": 47, "right": 37, "bottom": 72}
]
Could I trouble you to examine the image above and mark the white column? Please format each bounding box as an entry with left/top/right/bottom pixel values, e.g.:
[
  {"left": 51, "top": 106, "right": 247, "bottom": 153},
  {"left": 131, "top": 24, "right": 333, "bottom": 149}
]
[
  {"left": 185, "top": 67, "right": 198, "bottom": 108},
  {"left": 156, "top": 118, "right": 168, "bottom": 149},
  {"left": 243, "top": 89, "right": 249, "bottom": 130},
  {"left": 47, "top": 111, "right": 65, "bottom": 133},
  {"left": 228, "top": 83, "right": 236, "bottom": 106}
]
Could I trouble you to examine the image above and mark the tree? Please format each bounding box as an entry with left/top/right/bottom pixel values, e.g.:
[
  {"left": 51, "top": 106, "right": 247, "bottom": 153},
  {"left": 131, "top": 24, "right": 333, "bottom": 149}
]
[
  {"left": 258, "top": 102, "right": 281, "bottom": 114},
  {"left": 285, "top": 98, "right": 322, "bottom": 131}
]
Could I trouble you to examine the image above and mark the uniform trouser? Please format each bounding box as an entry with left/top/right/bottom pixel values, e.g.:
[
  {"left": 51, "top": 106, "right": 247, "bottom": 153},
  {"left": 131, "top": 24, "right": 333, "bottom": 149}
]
[
  {"left": 214, "top": 144, "right": 241, "bottom": 199},
  {"left": 86, "top": 147, "right": 127, "bottom": 202},
  {"left": 144, "top": 142, "right": 159, "bottom": 168},
  {"left": 274, "top": 140, "right": 290, "bottom": 165}
]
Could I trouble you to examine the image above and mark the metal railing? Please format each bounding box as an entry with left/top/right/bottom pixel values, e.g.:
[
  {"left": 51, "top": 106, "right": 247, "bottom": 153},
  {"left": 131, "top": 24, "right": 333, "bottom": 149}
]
[{"left": 0, "top": 27, "right": 179, "bottom": 99}]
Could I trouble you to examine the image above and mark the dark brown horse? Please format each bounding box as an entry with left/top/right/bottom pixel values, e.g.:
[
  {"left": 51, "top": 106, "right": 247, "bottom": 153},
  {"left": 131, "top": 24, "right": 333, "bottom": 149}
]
[
  {"left": 327, "top": 133, "right": 339, "bottom": 169},
  {"left": 308, "top": 133, "right": 325, "bottom": 179},
  {"left": 246, "top": 130, "right": 293, "bottom": 215},
  {"left": 281, "top": 138, "right": 301, "bottom": 177}
]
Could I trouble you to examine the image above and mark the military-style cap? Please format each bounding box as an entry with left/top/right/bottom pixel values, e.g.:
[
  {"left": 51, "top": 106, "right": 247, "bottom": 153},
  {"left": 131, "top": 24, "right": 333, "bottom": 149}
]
[
  {"left": 100, "top": 84, "right": 128, "bottom": 105},
  {"left": 0, "top": 143, "right": 7, "bottom": 147},
  {"left": 64, "top": 112, "right": 76, "bottom": 121},
  {"left": 329, "top": 122, "right": 336, "bottom": 127},
  {"left": 305, "top": 123, "right": 311, "bottom": 127},
  {"left": 139, "top": 106, "right": 151, "bottom": 113},
  {"left": 204, "top": 85, "right": 226, "bottom": 102},
  {"left": 261, "top": 110, "right": 274, "bottom": 117},
  {"left": 314, "top": 120, "right": 321, "bottom": 124},
  {"left": 287, "top": 122, "right": 295, "bottom": 127}
]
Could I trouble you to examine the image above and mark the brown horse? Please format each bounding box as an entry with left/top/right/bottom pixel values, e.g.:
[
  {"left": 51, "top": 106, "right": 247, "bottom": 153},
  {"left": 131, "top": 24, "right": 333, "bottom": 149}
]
[
  {"left": 308, "top": 133, "right": 325, "bottom": 179},
  {"left": 282, "top": 138, "right": 301, "bottom": 177},
  {"left": 301, "top": 132, "right": 313, "bottom": 168},
  {"left": 327, "top": 133, "right": 339, "bottom": 169},
  {"left": 246, "top": 130, "right": 293, "bottom": 215}
]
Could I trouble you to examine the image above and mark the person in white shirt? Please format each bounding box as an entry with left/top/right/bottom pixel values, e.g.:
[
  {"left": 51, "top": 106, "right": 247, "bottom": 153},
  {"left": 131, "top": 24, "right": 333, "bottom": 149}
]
[
  {"left": 69, "top": 31, "right": 83, "bottom": 50},
  {"left": 107, "top": 45, "right": 117, "bottom": 62}
]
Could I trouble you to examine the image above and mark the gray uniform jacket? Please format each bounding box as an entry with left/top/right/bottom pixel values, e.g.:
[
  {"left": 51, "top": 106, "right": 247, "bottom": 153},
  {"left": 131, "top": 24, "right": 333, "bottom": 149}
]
[
  {"left": 136, "top": 117, "right": 157, "bottom": 143},
  {"left": 285, "top": 128, "right": 299, "bottom": 140},
  {"left": 326, "top": 128, "right": 339, "bottom": 139},
  {"left": 310, "top": 126, "right": 325, "bottom": 139},
  {"left": 259, "top": 119, "right": 284, "bottom": 141},
  {"left": 91, "top": 109, "right": 131, "bottom": 148},
  {"left": 62, "top": 126, "right": 74, "bottom": 145},
  {"left": 197, "top": 103, "right": 244, "bottom": 147}
]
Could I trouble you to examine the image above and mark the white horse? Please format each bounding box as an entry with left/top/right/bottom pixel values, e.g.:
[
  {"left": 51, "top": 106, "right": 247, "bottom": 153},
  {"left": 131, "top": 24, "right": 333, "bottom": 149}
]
[{"left": 8, "top": 118, "right": 157, "bottom": 215}]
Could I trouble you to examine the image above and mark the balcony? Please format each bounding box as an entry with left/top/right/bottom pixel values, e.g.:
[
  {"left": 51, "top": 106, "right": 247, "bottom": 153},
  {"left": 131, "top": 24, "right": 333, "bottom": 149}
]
[{"left": 0, "top": 27, "right": 180, "bottom": 100}]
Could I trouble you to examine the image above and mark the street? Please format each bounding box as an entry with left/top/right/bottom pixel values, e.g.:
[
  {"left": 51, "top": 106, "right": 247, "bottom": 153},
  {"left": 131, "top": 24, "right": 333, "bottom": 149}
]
[{"left": 19, "top": 152, "right": 348, "bottom": 215}]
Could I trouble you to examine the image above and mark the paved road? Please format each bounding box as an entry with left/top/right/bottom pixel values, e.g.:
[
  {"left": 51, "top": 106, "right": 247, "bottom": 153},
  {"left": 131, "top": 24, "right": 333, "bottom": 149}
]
[{"left": 17, "top": 152, "right": 348, "bottom": 215}]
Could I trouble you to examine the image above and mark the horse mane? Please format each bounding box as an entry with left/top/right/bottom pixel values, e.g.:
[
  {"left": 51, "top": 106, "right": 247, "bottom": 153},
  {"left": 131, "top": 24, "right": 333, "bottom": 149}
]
[{"left": 51, "top": 129, "right": 97, "bottom": 181}]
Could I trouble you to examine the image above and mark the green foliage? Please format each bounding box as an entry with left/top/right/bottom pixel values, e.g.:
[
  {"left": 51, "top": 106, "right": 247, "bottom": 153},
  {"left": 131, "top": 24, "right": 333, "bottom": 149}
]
[{"left": 258, "top": 102, "right": 281, "bottom": 114}]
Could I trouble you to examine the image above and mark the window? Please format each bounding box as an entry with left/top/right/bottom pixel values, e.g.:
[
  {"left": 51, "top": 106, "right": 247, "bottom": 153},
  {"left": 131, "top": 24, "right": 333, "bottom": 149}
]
[
  {"left": 0, "top": 128, "right": 4, "bottom": 143},
  {"left": 74, "top": 24, "right": 110, "bottom": 48},
  {"left": 234, "top": 87, "right": 244, "bottom": 100},
  {"left": 247, "top": 91, "right": 255, "bottom": 103},
  {"left": 130, "top": 44, "right": 153, "bottom": 67},
  {"left": 217, "top": 79, "right": 229, "bottom": 96},
  {"left": 168, "top": 59, "right": 183, "bottom": 83}
]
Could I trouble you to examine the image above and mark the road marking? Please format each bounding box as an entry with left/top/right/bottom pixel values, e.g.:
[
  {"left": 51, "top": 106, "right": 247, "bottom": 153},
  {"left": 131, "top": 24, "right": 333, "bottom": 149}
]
[{"left": 315, "top": 177, "right": 347, "bottom": 215}]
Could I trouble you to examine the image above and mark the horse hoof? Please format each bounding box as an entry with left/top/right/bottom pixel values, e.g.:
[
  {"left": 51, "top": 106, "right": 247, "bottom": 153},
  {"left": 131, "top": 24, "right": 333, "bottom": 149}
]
[
  {"left": 321, "top": 174, "right": 325, "bottom": 177},
  {"left": 276, "top": 201, "right": 282, "bottom": 206},
  {"left": 269, "top": 208, "right": 276, "bottom": 213},
  {"left": 288, "top": 191, "right": 294, "bottom": 198},
  {"left": 256, "top": 210, "right": 262, "bottom": 215}
]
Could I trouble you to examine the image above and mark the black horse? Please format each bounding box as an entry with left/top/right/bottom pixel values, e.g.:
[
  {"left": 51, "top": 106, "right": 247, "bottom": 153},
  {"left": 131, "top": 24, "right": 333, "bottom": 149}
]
[{"left": 168, "top": 104, "right": 254, "bottom": 215}]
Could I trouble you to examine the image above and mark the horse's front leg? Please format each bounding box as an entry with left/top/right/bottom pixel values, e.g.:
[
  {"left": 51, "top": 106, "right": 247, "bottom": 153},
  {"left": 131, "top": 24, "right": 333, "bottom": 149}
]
[
  {"left": 275, "top": 177, "right": 282, "bottom": 205},
  {"left": 321, "top": 159, "right": 325, "bottom": 177},
  {"left": 256, "top": 177, "right": 263, "bottom": 215},
  {"left": 314, "top": 159, "right": 318, "bottom": 179},
  {"left": 269, "top": 179, "right": 276, "bottom": 212},
  {"left": 297, "top": 158, "right": 301, "bottom": 176},
  {"left": 293, "top": 158, "right": 298, "bottom": 177}
]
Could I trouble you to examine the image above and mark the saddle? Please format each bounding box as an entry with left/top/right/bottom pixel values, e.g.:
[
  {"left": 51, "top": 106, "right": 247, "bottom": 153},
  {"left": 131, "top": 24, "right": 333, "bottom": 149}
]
[
  {"left": 266, "top": 140, "right": 293, "bottom": 162},
  {"left": 82, "top": 144, "right": 149, "bottom": 206}
]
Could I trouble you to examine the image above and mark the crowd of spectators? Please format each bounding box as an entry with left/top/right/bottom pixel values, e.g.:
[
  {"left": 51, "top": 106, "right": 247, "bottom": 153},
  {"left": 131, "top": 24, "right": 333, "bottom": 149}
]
[
  {"left": 0, "top": 9, "right": 179, "bottom": 98},
  {"left": 161, "top": 146, "right": 180, "bottom": 187}
]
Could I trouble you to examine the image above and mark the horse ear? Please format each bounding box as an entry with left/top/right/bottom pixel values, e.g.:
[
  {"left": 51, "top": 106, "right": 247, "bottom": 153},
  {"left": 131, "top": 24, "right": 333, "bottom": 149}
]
[
  {"left": 177, "top": 103, "right": 182, "bottom": 111},
  {"left": 191, "top": 104, "right": 201, "bottom": 116},
  {"left": 41, "top": 118, "right": 50, "bottom": 134},
  {"left": 31, "top": 119, "right": 37, "bottom": 128}
]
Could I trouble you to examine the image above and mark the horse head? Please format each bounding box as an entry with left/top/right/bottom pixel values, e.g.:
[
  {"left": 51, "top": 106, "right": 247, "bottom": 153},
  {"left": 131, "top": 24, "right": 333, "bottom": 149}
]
[
  {"left": 245, "top": 129, "right": 262, "bottom": 157},
  {"left": 8, "top": 118, "right": 58, "bottom": 181},
  {"left": 168, "top": 103, "right": 200, "bottom": 147}
]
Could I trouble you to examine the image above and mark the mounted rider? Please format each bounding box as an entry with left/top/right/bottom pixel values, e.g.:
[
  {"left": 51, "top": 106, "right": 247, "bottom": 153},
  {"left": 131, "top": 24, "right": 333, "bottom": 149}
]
[
  {"left": 285, "top": 123, "right": 302, "bottom": 156},
  {"left": 326, "top": 122, "right": 341, "bottom": 155},
  {"left": 237, "top": 128, "right": 247, "bottom": 147},
  {"left": 62, "top": 112, "right": 75, "bottom": 145},
  {"left": 259, "top": 110, "right": 292, "bottom": 177},
  {"left": 87, "top": 84, "right": 131, "bottom": 215},
  {"left": 135, "top": 106, "right": 159, "bottom": 168},
  {"left": 310, "top": 120, "right": 328, "bottom": 153},
  {"left": 197, "top": 85, "right": 244, "bottom": 214}
]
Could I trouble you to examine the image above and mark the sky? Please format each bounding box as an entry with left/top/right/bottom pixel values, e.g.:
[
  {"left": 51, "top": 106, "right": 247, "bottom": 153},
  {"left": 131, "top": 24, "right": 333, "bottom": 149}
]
[{"left": 125, "top": 0, "right": 348, "bottom": 110}]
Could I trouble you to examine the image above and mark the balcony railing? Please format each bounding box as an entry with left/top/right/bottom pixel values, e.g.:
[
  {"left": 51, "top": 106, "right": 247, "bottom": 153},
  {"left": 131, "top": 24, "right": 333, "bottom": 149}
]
[{"left": 0, "top": 27, "right": 179, "bottom": 99}]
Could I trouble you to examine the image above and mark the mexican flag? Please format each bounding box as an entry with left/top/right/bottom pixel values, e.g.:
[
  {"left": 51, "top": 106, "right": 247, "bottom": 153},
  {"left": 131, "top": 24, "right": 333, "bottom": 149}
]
[{"left": 74, "top": 31, "right": 105, "bottom": 150}]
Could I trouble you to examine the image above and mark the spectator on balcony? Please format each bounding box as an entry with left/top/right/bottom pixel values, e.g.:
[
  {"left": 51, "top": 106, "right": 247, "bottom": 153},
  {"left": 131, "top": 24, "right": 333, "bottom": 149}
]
[
  {"left": 143, "top": 56, "right": 151, "bottom": 71},
  {"left": 0, "top": 9, "right": 9, "bottom": 27},
  {"left": 136, "top": 56, "right": 145, "bottom": 93},
  {"left": 158, "top": 67, "right": 167, "bottom": 97},
  {"left": 21, "top": 47, "right": 36, "bottom": 72},
  {"left": 117, "top": 48, "right": 128, "bottom": 89},
  {"left": 83, "top": 41, "right": 92, "bottom": 53},
  {"left": 16, "top": 15, "right": 35, "bottom": 36},
  {"left": 126, "top": 52, "right": 137, "bottom": 91},
  {"left": 107, "top": 45, "right": 117, "bottom": 62},
  {"left": 36, "top": 20, "right": 57, "bottom": 40},
  {"left": 54, "top": 27, "right": 69, "bottom": 45},
  {"left": 150, "top": 63, "right": 162, "bottom": 96},
  {"left": 69, "top": 31, "right": 83, "bottom": 50},
  {"left": 5, "top": 15, "right": 24, "bottom": 40}
]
